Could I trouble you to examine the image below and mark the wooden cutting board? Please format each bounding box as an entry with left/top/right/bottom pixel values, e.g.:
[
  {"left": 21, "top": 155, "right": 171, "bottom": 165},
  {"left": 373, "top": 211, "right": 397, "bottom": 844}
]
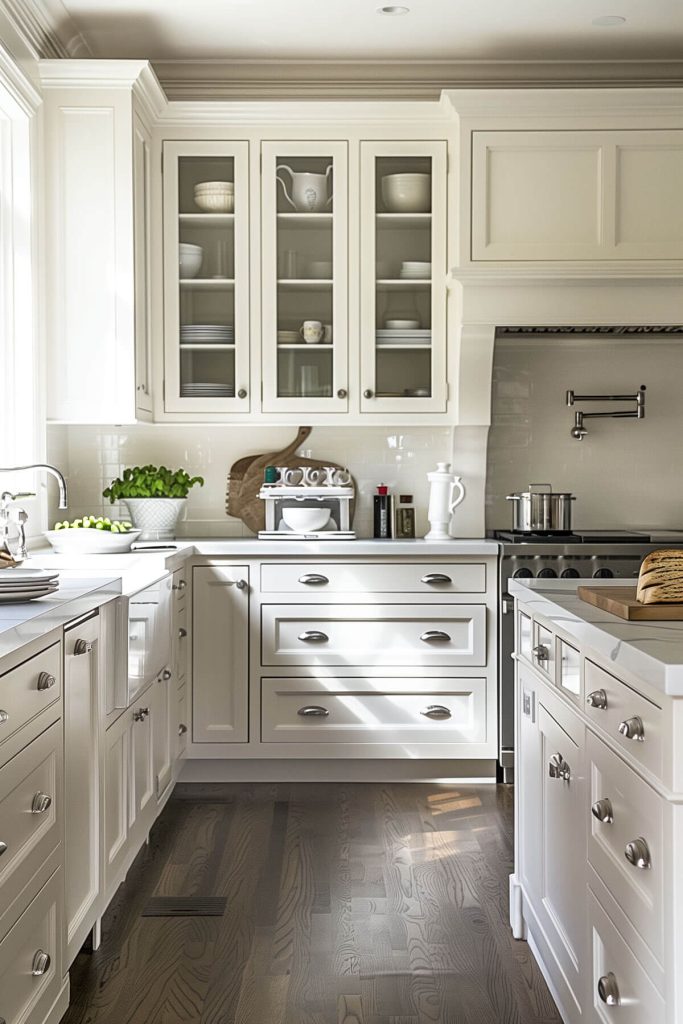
[
  {"left": 578, "top": 585, "right": 683, "bottom": 620},
  {"left": 225, "top": 426, "right": 312, "bottom": 519}
]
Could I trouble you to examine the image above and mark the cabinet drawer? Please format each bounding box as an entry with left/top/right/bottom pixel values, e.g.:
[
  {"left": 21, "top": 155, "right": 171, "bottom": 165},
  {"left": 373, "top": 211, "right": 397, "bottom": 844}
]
[
  {"left": 0, "top": 642, "right": 61, "bottom": 751},
  {"left": 531, "top": 622, "right": 555, "bottom": 682},
  {"left": 0, "top": 869, "right": 62, "bottom": 1024},
  {"left": 588, "top": 889, "right": 664, "bottom": 1024},
  {"left": 584, "top": 660, "right": 662, "bottom": 780},
  {"left": 587, "top": 731, "right": 664, "bottom": 962},
  {"left": 261, "top": 677, "right": 487, "bottom": 745},
  {"left": 261, "top": 604, "right": 486, "bottom": 667},
  {"left": 0, "top": 723, "right": 61, "bottom": 923},
  {"left": 260, "top": 562, "right": 487, "bottom": 595}
]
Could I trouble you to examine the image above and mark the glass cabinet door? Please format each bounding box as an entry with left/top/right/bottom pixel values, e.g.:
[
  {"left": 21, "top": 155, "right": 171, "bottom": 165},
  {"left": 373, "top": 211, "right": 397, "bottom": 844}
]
[
  {"left": 163, "top": 141, "right": 250, "bottom": 413},
  {"left": 360, "top": 141, "right": 447, "bottom": 413},
  {"left": 261, "top": 141, "right": 348, "bottom": 412}
]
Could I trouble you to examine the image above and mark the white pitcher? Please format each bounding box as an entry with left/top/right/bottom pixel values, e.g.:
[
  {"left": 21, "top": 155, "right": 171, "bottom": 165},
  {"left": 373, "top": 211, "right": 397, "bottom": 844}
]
[
  {"left": 276, "top": 165, "right": 333, "bottom": 213},
  {"left": 425, "top": 462, "right": 465, "bottom": 540}
]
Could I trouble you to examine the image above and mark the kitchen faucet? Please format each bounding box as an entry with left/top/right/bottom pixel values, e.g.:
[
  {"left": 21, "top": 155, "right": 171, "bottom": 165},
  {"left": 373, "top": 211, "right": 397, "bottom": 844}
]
[{"left": 0, "top": 464, "right": 69, "bottom": 561}]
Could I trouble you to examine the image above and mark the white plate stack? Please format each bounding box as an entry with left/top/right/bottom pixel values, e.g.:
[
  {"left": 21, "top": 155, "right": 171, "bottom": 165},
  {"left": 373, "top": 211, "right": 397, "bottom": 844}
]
[
  {"left": 0, "top": 568, "right": 59, "bottom": 602},
  {"left": 181, "top": 382, "right": 235, "bottom": 398},
  {"left": 180, "top": 324, "right": 234, "bottom": 346},
  {"left": 399, "top": 261, "right": 431, "bottom": 280},
  {"left": 376, "top": 329, "right": 432, "bottom": 347}
]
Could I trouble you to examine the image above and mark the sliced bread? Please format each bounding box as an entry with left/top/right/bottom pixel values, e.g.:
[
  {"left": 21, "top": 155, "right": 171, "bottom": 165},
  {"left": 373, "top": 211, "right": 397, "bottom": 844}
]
[{"left": 637, "top": 549, "right": 683, "bottom": 604}]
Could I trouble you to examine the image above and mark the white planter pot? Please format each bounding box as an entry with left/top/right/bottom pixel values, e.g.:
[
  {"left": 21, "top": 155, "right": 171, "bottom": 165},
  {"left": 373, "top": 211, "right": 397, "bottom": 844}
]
[{"left": 124, "top": 498, "right": 187, "bottom": 541}]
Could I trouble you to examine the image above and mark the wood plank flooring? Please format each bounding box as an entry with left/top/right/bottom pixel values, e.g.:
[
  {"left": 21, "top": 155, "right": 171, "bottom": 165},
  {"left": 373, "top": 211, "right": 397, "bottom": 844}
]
[{"left": 63, "top": 783, "right": 561, "bottom": 1024}]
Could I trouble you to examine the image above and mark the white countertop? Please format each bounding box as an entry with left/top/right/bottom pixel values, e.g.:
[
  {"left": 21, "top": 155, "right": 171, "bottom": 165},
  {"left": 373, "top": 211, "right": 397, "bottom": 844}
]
[{"left": 510, "top": 578, "right": 683, "bottom": 696}]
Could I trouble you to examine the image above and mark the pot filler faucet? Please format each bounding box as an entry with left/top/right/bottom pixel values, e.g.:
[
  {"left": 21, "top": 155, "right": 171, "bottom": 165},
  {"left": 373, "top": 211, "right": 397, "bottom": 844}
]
[
  {"left": 0, "top": 464, "right": 68, "bottom": 560},
  {"left": 566, "top": 385, "right": 646, "bottom": 440}
]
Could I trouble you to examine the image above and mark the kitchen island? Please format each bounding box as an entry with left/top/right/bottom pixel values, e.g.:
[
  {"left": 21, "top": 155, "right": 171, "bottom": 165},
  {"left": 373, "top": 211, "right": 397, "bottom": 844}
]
[{"left": 510, "top": 578, "right": 682, "bottom": 1024}]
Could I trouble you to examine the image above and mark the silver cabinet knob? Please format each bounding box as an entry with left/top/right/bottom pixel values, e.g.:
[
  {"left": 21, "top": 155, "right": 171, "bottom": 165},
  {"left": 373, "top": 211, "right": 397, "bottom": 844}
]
[
  {"left": 548, "top": 752, "right": 571, "bottom": 781},
  {"left": 162, "top": 669, "right": 172, "bottom": 681},
  {"left": 586, "top": 688, "right": 608, "bottom": 709},
  {"left": 618, "top": 715, "right": 644, "bottom": 741},
  {"left": 235, "top": 579, "right": 248, "bottom": 590},
  {"left": 420, "top": 705, "right": 452, "bottom": 720},
  {"left": 238, "top": 388, "right": 248, "bottom": 399},
  {"left": 531, "top": 644, "right": 549, "bottom": 662},
  {"left": 591, "top": 798, "right": 613, "bottom": 824},
  {"left": 178, "top": 723, "right": 187, "bottom": 735},
  {"left": 625, "top": 837, "right": 651, "bottom": 870},
  {"left": 420, "top": 573, "right": 452, "bottom": 585},
  {"left": 178, "top": 627, "right": 187, "bottom": 638},
  {"left": 0, "top": 709, "right": 8, "bottom": 725},
  {"left": 420, "top": 630, "right": 451, "bottom": 643},
  {"left": 37, "top": 672, "right": 56, "bottom": 691},
  {"left": 297, "top": 706, "right": 330, "bottom": 717},
  {"left": 73, "top": 638, "right": 93, "bottom": 655},
  {"left": 172, "top": 579, "right": 186, "bottom": 591},
  {"left": 298, "top": 630, "right": 329, "bottom": 643},
  {"left": 0, "top": 841, "right": 7, "bottom": 856},
  {"left": 31, "top": 792, "right": 52, "bottom": 814},
  {"left": 298, "top": 573, "right": 329, "bottom": 586},
  {"left": 133, "top": 706, "right": 149, "bottom": 722},
  {"left": 31, "top": 949, "right": 51, "bottom": 976},
  {"left": 337, "top": 388, "right": 347, "bottom": 399},
  {"left": 597, "top": 972, "right": 620, "bottom": 1006},
  {"left": 363, "top": 388, "right": 374, "bottom": 399}
]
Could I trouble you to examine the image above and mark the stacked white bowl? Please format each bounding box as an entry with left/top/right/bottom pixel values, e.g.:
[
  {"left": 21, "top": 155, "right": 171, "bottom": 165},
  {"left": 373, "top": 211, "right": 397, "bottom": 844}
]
[
  {"left": 194, "top": 180, "right": 235, "bottom": 213},
  {"left": 179, "top": 242, "right": 203, "bottom": 278},
  {"left": 381, "top": 173, "right": 431, "bottom": 213}
]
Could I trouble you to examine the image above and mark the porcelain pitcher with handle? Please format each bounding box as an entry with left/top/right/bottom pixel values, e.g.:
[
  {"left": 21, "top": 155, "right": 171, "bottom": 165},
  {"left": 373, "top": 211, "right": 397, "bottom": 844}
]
[
  {"left": 425, "top": 462, "right": 465, "bottom": 540},
  {"left": 276, "top": 165, "right": 333, "bottom": 213}
]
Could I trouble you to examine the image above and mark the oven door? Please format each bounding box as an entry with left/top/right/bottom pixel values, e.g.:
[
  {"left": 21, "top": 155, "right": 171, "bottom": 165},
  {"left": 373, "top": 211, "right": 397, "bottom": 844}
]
[{"left": 126, "top": 574, "right": 173, "bottom": 706}]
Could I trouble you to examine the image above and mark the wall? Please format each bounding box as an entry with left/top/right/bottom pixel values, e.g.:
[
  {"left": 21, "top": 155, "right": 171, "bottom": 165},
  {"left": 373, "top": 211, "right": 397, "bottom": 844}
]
[
  {"left": 47, "top": 424, "right": 466, "bottom": 539},
  {"left": 487, "top": 336, "right": 683, "bottom": 530}
]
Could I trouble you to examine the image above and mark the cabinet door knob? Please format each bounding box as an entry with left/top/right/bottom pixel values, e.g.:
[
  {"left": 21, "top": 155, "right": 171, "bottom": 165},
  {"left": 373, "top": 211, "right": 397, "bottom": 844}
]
[
  {"left": 421, "top": 573, "right": 452, "bottom": 585},
  {"left": 363, "top": 388, "right": 374, "bottom": 399},
  {"left": 134, "top": 706, "right": 149, "bottom": 722},
  {"left": 235, "top": 579, "right": 248, "bottom": 590},
  {"left": 0, "top": 709, "right": 8, "bottom": 725},
  {"left": 597, "top": 972, "right": 620, "bottom": 1006},
  {"left": 37, "top": 672, "right": 56, "bottom": 691},
  {"left": 31, "top": 950, "right": 51, "bottom": 977},
  {"left": 586, "top": 688, "right": 608, "bottom": 709},
  {"left": 0, "top": 841, "right": 7, "bottom": 856},
  {"left": 420, "top": 630, "right": 451, "bottom": 643},
  {"left": 298, "top": 573, "right": 329, "bottom": 586},
  {"left": 162, "top": 669, "right": 172, "bottom": 681},
  {"left": 591, "top": 798, "right": 613, "bottom": 824},
  {"left": 178, "top": 627, "right": 187, "bottom": 638},
  {"left": 238, "top": 388, "right": 247, "bottom": 399},
  {"left": 73, "top": 638, "right": 93, "bottom": 655},
  {"left": 31, "top": 792, "right": 52, "bottom": 814},
  {"left": 337, "top": 388, "right": 347, "bottom": 399},
  {"left": 172, "top": 579, "right": 186, "bottom": 591},
  {"left": 625, "top": 837, "right": 651, "bottom": 870},
  {"left": 618, "top": 715, "right": 644, "bottom": 741},
  {"left": 548, "top": 752, "right": 571, "bottom": 782},
  {"left": 298, "top": 630, "right": 329, "bottom": 643},
  {"left": 178, "top": 723, "right": 188, "bottom": 735},
  {"left": 531, "top": 644, "right": 549, "bottom": 662},
  {"left": 420, "top": 705, "right": 452, "bottom": 720},
  {"left": 297, "top": 705, "right": 330, "bottom": 717}
]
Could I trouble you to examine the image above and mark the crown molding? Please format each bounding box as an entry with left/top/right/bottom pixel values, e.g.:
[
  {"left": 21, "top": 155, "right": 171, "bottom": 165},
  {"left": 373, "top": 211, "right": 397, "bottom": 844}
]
[
  {"left": 159, "top": 98, "right": 449, "bottom": 127},
  {"left": 0, "top": 36, "right": 41, "bottom": 113},
  {"left": 153, "top": 58, "right": 683, "bottom": 101},
  {"left": 443, "top": 86, "right": 683, "bottom": 120},
  {"left": 0, "top": 0, "right": 90, "bottom": 59},
  {"left": 450, "top": 262, "right": 683, "bottom": 284}
]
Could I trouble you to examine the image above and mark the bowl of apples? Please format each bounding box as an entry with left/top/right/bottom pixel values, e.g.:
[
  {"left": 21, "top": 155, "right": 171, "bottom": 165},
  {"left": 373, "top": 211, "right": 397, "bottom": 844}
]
[{"left": 44, "top": 516, "right": 141, "bottom": 554}]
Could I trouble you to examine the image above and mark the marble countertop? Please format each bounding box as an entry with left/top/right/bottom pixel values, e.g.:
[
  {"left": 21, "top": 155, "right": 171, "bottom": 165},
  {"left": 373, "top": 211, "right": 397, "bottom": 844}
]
[{"left": 510, "top": 578, "right": 683, "bottom": 697}]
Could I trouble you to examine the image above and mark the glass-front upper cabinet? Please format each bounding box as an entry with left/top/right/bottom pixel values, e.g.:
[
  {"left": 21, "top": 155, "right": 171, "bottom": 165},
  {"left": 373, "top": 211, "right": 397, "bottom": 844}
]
[
  {"left": 163, "top": 141, "right": 250, "bottom": 413},
  {"left": 360, "top": 141, "right": 447, "bottom": 413},
  {"left": 261, "top": 141, "right": 348, "bottom": 412}
]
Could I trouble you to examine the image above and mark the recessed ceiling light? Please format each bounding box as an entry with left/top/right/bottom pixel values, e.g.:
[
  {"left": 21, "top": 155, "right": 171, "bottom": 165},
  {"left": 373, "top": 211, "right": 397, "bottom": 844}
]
[
  {"left": 592, "top": 15, "right": 626, "bottom": 26},
  {"left": 377, "top": 5, "right": 410, "bottom": 14}
]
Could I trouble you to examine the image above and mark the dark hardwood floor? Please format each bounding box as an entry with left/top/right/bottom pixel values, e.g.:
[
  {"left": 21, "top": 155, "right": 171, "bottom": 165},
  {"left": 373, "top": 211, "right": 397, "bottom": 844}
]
[{"left": 63, "top": 783, "right": 561, "bottom": 1024}]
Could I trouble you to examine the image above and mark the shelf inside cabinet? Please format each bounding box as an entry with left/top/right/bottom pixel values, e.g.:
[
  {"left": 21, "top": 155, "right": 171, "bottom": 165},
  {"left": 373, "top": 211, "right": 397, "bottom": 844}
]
[
  {"left": 179, "top": 214, "right": 235, "bottom": 225},
  {"left": 375, "top": 344, "right": 432, "bottom": 350},
  {"left": 277, "top": 279, "right": 333, "bottom": 291},
  {"left": 376, "top": 279, "right": 431, "bottom": 291},
  {"left": 376, "top": 213, "right": 432, "bottom": 227},
  {"left": 277, "top": 213, "right": 333, "bottom": 226},
  {"left": 180, "top": 343, "right": 236, "bottom": 350},
  {"left": 277, "top": 343, "right": 333, "bottom": 350},
  {"left": 179, "top": 279, "right": 235, "bottom": 290}
]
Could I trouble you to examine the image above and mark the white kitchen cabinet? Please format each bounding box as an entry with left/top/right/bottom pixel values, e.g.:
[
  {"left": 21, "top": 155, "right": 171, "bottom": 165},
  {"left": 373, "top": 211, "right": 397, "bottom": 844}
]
[
  {"left": 63, "top": 615, "right": 101, "bottom": 968},
  {"left": 153, "top": 667, "right": 174, "bottom": 802},
  {"left": 261, "top": 141, "right": 349, "bottom": 413},
  {"left": 40, "top": 60, "right": 165, "bottom": 423},
  {"left": 471, "top": 129, "right": 683, "bottom": 262},
  {"left": 192, "top": 565, "right": 249, "bottom": 744},
  {"left": 360, "top": 141, "right": 448, "bottom": 413},
  {"left": 162, "top": 140, "right": 251, "bottom": 414}
]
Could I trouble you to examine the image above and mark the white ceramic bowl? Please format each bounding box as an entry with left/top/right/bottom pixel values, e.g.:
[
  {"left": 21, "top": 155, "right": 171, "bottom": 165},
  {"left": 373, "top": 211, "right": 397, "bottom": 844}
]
[
  {"left": 385, "top": 318, "right": 421, "bottom": 329},
  {"left": 194, "top": 192, "right": 234, "bottom": 213},
  {"left": 281, "top": 507, "right": 331, "bottom": 532},
  {"left": 179, "top": 243, "right": 203, "bottom": 279},
  {"left": 194, "top": 180, "right": 234, "bottom": 192},
  {"left": 381, "top": 173, "right": 431, "bottom": 214},
  {"left": 44, "top": 528, "right": 141, "bottom": 554}
]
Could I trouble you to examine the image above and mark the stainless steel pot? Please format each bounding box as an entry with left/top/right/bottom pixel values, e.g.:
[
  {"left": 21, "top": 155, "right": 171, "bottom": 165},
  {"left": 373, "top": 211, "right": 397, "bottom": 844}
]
[{"left": 505, "top": 483, "right": 575, "bottom": 533}]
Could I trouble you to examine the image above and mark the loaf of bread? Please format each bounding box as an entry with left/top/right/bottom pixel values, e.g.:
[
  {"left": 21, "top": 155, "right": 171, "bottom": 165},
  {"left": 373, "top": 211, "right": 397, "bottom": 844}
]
[{"left": 636, "top": 549, "right": 683, "bottom": 604}]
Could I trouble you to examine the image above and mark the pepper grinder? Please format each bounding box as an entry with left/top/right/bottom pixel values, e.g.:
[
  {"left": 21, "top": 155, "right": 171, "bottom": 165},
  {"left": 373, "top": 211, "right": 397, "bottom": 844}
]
[{"left": 424, "top": 463, "right": 465, "bottom": 540}]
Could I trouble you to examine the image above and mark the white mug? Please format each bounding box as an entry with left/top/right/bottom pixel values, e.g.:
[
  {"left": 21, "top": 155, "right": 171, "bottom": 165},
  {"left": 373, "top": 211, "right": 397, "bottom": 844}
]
[
  {"left": 323, "top": 323, "right": 333, "bottom": 344},
  {"left": 279, "top": 467, "right": 302, "bottom": 485},
  {"left": 299, "top": 320, "right": 324, "bottom": 344},
  {"left": 333, "top": 468, "right": 352, "bottom": 486},
  {"left": 302, "top": 467, "right": 322, "bottom": 485}
]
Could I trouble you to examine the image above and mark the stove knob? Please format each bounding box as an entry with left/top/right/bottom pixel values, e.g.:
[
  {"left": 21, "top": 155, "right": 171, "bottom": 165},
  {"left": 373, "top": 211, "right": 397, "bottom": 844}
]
[
  {"left": 512, "top": 568, "right": 533, "bottom": 579},
  {"left": 537, "top": 568, "right": 558, "bottom": 579},
  {"left": 561, "top": 568, "right": 580, "bottom": 579},
  {"left": 593, "top": 568, "right": 614, "bottom": 579}
]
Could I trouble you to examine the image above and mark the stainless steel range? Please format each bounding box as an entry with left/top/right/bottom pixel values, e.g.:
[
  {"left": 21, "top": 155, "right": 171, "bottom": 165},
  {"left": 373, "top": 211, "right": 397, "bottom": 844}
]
[{"left": 494, "top": 528, "right": 683, "bottom": 781}]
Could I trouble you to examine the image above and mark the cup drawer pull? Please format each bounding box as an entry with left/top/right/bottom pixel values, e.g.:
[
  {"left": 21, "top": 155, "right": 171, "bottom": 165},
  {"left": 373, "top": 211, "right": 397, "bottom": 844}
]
[
  {"left": 420, "top": 705, "right": 452, "bottom": 720},
  {"left": 532, "top": 644, "right": 549, "bottom": 662},
  {"left": 31, "top": 950, "right": 51, "bottom": 977},
  {"left": 298, "top": 574, "right": 330, "bottom": 586},
  {"left": 298, "top": 630, "right": 329, "bottom": 643},
  {"left": 73, "top": 638, "right": 93, "bottom": 655},
  {"left": 618, "top": 715, "right": 644, "bottom": 741},
  {"left": 591, "top": 798, "right": 613, "bottom": 824},
  {"left": 178, "top": 723, "right": 188, "bottom": 735},
  {"left": 37, "top": 672, "right": 56, "bottom": 692},
  {"left": 297, "top": 706, "right": 330, "bottom": 717},
  {"left": 625, "top": 837, "right": 651, "bottom": 870},
  {"left": 0, "top": 710, "right": 8, "bottom": 725},
  {"left": 420, "top": 630, "right": 451, "bottom": 643},
  {"left": 178, "top": 627, "right": 187, "bottom": 638},
  {"left": 420, "top": 573, "right": 452, "bottom": 585},
  {"left": 597, "top": 972, "right": 620, "bottom": 1006},
  {"left": 31, "top": 792, "right": 52, "bottom": 814},
  {"left": 586, "top": 688, "right": 608, "bottom": 709},
  {"left": 548, "top": 752, "right": 571, "bottom": 781}
]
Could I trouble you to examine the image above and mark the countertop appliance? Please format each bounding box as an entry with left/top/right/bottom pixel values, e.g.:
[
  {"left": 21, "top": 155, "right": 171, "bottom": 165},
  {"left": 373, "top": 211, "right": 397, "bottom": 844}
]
[
  {"left": 258, "top": 483, "right": 355, "bottom": 539},
  {"left": 494, "top": 528, "right": 683, "bottom": 781}
]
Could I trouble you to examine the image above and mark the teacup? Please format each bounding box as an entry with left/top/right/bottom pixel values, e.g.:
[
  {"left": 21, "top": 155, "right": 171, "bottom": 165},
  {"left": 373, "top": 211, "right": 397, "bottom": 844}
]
[
  {"left": 299, "top": 320, "right": 324, "bottom": 344},
  {"left": 333, "top": 468, "right": 352, "bottom": 486},
  {"left": 301, "top": 467, "right": 322, "bottom": 485},
  {"left": 278, "top": 467, "right": 303, "bottom": 486}
]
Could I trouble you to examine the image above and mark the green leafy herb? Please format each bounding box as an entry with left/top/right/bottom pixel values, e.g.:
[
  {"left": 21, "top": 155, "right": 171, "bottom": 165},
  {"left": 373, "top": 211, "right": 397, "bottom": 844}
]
[{"left": 103, "top": 465, "right": 204, "bottom": 503}]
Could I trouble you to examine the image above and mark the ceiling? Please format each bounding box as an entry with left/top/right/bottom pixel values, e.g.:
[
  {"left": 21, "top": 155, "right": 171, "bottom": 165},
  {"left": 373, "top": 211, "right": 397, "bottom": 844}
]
[{"left": 44, "top": 0, "right": 683, "bottom": 63}]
